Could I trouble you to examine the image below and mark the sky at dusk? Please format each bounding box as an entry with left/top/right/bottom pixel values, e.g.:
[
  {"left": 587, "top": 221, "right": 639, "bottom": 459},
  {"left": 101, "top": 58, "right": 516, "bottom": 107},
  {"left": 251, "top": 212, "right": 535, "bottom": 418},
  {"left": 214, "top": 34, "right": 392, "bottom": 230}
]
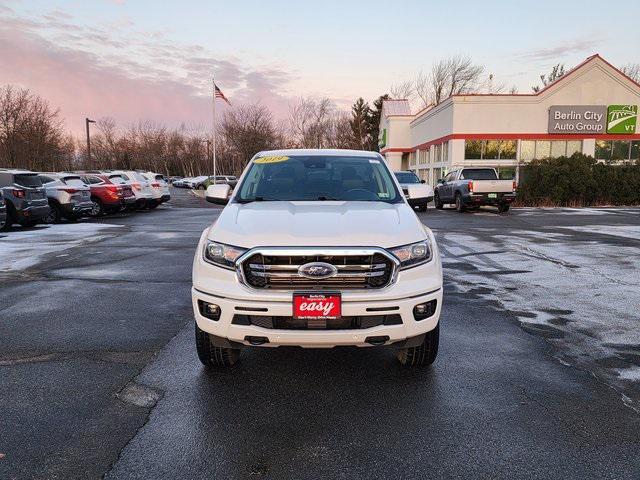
[{"left": 1, "top": 0, "right": 639, "bottom": 135}]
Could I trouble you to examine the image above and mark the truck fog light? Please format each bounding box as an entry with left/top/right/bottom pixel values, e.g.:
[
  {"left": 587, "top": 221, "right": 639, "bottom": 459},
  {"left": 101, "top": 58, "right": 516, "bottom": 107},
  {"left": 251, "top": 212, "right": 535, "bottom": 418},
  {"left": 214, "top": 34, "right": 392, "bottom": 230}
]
[
  {"left": 198, "top": 300, "right": 221, "bottom": 321},
  {"left": 413, "top": 300, "right": 437, "bottom": 321}
]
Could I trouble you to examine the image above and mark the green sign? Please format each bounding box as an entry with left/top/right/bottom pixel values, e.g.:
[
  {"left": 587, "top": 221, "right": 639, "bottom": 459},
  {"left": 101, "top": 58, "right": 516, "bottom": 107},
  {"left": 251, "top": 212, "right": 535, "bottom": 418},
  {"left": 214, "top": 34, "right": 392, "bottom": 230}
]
[
  {"left": 378, "top": 128, "right": 387, "bottom": 148},
  {"left": 606, "top": 105, "right": 637, "bottom": 134}
]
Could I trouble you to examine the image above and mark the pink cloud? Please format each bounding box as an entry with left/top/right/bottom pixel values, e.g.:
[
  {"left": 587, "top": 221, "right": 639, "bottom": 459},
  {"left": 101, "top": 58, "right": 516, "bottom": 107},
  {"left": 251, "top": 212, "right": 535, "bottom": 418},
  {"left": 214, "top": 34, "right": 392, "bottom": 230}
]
[{"left": 0, "top": 11, "right": 295, "bottom": 135}]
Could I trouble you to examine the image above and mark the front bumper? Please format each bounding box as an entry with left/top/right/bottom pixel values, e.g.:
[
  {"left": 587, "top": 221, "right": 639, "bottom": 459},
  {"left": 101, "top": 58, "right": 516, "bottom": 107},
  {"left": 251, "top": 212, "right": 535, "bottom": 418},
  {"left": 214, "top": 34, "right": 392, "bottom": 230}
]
[
  {"left": 193, "top": 286, "right": 442, "bottom": 348},
  {"left": 192, "top": 232, "right": 444, "bottom": 348}
]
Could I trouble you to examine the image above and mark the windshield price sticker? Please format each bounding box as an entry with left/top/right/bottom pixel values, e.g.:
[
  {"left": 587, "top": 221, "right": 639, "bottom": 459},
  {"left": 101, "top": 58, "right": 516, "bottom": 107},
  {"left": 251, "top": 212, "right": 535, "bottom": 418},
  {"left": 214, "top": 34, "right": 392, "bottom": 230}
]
[{"left": 254, "top": 156, "right": 289, "bottom": 164}]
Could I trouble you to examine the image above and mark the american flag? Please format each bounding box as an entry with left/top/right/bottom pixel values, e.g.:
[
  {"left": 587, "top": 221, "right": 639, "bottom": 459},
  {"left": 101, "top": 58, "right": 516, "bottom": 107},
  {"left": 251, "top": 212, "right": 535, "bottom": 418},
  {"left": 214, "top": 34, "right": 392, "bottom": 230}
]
[{"left": 214, "top": 83, "right": 231, "bottom": 106}]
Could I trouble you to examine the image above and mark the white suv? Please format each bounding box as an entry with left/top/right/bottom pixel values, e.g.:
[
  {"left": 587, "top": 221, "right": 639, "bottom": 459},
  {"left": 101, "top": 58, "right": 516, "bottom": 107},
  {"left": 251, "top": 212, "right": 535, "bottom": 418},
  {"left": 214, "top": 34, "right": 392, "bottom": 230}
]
[{"left": 192, "top": 150, "right": 442, "bottom": 367}]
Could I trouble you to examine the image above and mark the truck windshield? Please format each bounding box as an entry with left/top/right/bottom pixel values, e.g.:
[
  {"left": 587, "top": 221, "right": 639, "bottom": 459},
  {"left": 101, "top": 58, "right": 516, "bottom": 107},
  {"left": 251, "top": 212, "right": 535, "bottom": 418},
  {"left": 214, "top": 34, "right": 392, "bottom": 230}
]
[
  {"left": 460, "top": 169, "right": 498, "bottom": 180},
  {"left": 236, "top": 155, "right": 401, "bottom": 203},
  {"left": 394, "top": 172, "right": 420, "bottom": 183}
]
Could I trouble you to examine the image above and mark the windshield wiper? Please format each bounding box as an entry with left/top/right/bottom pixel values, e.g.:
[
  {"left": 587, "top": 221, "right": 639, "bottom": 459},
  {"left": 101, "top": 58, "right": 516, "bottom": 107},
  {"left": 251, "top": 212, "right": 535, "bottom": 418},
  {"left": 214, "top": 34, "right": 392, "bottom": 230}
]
[{"left": 236, "top": 196, "right": 271, "bottom": 204}]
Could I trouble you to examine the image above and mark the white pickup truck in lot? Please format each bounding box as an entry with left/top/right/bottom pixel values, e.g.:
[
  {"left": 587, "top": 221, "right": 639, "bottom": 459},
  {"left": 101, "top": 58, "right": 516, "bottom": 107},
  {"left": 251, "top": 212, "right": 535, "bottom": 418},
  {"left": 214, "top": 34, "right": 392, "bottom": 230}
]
[
  {"left": 434, "top": 167, "right": 516, "bottom": 213},
  {"left": 192, "top": 149, "right": 443, "bottom": 368}
]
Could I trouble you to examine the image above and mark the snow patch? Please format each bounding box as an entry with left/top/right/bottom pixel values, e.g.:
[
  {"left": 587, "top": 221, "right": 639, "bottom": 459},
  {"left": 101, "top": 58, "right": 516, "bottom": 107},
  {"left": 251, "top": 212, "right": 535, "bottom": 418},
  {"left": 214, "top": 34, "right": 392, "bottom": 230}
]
[{"left": 0, "top": 223, "right": 123, "bottom": 272}]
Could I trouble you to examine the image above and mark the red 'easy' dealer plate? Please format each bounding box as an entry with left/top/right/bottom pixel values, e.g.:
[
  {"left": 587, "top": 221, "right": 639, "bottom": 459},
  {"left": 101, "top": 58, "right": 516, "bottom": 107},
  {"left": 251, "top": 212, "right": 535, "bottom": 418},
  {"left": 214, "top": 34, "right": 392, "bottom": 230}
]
[{"left": 293, "top": 293, "right": 341, "bottom": 320}]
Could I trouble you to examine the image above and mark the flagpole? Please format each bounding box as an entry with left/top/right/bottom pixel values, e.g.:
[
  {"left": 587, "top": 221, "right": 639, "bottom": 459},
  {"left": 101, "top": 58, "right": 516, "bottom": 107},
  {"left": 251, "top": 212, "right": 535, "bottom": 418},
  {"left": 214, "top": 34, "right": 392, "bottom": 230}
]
[{"left": 212, "top": 77, "right": 217, "bottom": 184}]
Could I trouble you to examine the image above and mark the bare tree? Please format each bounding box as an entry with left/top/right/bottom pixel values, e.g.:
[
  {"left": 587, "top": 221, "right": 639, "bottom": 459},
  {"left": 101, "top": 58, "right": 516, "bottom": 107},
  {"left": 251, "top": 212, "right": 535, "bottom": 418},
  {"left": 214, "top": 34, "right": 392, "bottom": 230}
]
[
  {"left": 389, "top": 80, "right": 415, "bottom": 101},
  {"left": 414, "top": 71, "right": 431, "bottom": 108},
  {"left": 532, "top": 64, "right": 566, "bottom": 92},
  {"left": 221, "top": 103, "right": 280, "bottom": 173},
  {"left": 621, "top": 63, "right": 640, "bottom": 82},
  {"left": 412, "top": 56, "right": 484, "bottom": 106},
  {"left": 0, "top": 85, "right": 72, "bottom": 171},
  {"left": 289, "top": 97, "right": 336, "bottom": 148}
]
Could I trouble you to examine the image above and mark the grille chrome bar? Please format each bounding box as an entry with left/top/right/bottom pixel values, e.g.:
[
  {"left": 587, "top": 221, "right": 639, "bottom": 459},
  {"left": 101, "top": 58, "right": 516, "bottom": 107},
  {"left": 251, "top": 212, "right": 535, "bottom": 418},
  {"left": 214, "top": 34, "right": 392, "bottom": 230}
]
[
  {"left": 250, "top": 271, "right": 386, "bottom": 278},
  {"left": 236, "top": 247, "right": 399, "bottom": 290},
  {"left": 248, "top": 263, "right": 387, "bottom": 271}
]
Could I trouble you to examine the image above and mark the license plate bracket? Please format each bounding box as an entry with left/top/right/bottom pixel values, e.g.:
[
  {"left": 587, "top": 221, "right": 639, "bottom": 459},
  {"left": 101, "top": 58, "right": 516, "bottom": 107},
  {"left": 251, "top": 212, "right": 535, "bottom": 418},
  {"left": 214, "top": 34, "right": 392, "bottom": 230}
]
[{"left": 293, "top": 292, "right": 341, "bottom": 320}]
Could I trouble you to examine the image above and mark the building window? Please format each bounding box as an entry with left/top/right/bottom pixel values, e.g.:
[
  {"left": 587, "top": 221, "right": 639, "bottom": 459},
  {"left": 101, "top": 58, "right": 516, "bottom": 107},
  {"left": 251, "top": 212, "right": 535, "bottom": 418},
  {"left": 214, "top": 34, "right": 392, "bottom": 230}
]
[
  {"left": 520, "top": 140, "right": 582, "bottom": 160},
  {"left": 632, "top": 141, "right": 640, "bottom": 161},
  {"left": 483, "top": 141, "right": 500, "bottom": 160},
  {"left": 464, "top": 140, "right": 518, "bottom": 160},
  {"left": 520, "top": 140, "right": 536, "bottom": 161},
  {"left": 465, "top": 140, "right": 482, "bottom": 159},
  {"left": 596, "top": 140, "right": 640, "bottom": 160},
  {"left": 536, "top": 141, "right": 551, "bottom": 158},
  {"left": 551, "top": 141, "right": 566, "bottom": 158},
  {"left": 443, "top": 141, "right": 449, "bottom": 163},
  {"left": 567, "top": 141, "right": 582, "bottom": 156},
  {"left": 596, "top": 140, "right": 640, "bottom": 161},
  {"left": 433, "top": 167, "right": 442, "bottom": 182}
]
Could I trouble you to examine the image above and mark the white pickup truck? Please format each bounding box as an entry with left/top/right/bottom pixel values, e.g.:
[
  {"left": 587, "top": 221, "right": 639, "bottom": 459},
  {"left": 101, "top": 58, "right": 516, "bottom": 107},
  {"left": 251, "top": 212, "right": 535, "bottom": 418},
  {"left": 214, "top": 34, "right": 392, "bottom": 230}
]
[
  {"left": 434, "top": 167, "right": 516, "bottom": 213},
  {"left": 192, "top": 149, "right": 443, "bottom": 368}
]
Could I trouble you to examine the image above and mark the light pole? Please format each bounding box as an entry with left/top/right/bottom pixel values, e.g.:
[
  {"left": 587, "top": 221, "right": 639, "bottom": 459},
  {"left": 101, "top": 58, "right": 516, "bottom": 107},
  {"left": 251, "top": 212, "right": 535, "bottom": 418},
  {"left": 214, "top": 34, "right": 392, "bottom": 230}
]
[{"left": 85, "top": 117, "right": 96, "bottom": 169}]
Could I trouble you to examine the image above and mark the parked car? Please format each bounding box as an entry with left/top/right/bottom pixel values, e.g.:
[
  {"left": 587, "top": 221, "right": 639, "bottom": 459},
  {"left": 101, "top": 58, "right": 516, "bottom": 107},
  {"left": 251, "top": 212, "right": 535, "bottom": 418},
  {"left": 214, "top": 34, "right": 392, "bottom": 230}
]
[
  {"left": 168, "top": 176, "right": 183, "bottom": 184},
  {"left": 0, "top": 169, "right": 50, "bottom": 230},
  {"left": 209, "top": 175, "right": 238, "bottom": 188},
  {"left": 186, "top": 176, "right": 210, "bottom": 189},
  {"left": 172, "top": 177, "right": 192, "bottom": 188},
  {"left": 79, "top": 173, "right": 136, "bottom": 215},
  {"left": 111, "top": 170, "right": 154, "bottom": 209},
  {"left": 141, "top": 172, "right": 171, "bottom": 207},
  {"left": 0, "top": 190, "right": 7, "bottom": 231},
  {"left": 434, "top": 167, "right": 516, "bottom": 213},
  {"left": 192, "top": 149, "right": 443, "bottom": 368},
  {"left": 394, "top": 171, "right": 434, "bottom": 212},
  {"left": 38, "top": 173, "right": 93, "bottom": 223}
]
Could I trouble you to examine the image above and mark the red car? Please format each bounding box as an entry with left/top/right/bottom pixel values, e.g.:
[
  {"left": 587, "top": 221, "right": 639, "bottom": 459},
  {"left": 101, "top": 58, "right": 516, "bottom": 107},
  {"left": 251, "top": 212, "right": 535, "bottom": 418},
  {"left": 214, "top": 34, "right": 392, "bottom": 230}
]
[{"left": 79, "top": 173, "right": 137, "bottom": 215}]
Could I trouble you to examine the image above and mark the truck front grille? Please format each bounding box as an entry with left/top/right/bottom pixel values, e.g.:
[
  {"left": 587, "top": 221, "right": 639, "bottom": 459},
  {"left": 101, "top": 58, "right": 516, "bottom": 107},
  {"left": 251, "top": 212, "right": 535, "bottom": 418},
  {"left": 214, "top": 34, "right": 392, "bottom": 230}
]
[
  {"left": 238, "top": 248, "right": 397, "bottom": 290},
  {"left": 232, "top": 314, "right": 402, "bottom": 329}
]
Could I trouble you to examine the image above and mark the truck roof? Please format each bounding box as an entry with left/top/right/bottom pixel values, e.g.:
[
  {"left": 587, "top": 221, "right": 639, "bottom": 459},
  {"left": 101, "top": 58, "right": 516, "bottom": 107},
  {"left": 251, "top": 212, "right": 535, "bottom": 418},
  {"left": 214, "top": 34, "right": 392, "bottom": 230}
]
[{"left": 255, "top": 149, "right": 382, "bottom": 158}]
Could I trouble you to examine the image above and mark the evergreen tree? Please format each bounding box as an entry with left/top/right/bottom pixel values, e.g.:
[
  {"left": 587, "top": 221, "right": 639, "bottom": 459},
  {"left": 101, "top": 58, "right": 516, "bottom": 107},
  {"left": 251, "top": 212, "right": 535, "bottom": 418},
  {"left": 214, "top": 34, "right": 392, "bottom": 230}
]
[
  {"left": 366, "top": 94, "right": 389, "bottom": 151},
  {"left": 349, "top": 97, "right": 371, "bottom": 150}
]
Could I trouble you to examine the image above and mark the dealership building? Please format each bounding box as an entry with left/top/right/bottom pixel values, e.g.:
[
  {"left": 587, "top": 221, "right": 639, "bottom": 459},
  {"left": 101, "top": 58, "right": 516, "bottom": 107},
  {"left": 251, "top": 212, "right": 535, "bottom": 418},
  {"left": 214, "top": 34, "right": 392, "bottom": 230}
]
[{"left": 379, "top": 55, "right": 640, "bottom": 184}]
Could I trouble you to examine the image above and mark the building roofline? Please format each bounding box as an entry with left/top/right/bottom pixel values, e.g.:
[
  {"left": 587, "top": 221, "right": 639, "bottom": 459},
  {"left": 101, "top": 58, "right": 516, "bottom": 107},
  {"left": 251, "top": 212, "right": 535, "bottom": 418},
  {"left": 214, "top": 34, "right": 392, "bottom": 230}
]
[{"left": 407, "top": 54, "right": 640, "bottom": 126}]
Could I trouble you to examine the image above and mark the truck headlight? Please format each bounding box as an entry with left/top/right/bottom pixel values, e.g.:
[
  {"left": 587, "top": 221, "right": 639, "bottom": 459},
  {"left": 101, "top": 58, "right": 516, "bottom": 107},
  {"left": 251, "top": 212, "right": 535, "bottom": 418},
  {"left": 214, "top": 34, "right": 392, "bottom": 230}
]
[
  {"left": 389, "top": 240, "right": 432, "bottom": 269},
  {"left": 203, "top": 241, "right": 247, "bottom": 270}
]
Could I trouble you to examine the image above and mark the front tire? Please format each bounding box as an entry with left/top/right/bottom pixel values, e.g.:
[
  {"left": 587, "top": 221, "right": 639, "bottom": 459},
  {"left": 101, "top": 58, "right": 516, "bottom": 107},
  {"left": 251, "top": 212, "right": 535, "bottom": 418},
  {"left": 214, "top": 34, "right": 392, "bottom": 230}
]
[
  {"left": 397, "top": 324, "right": 439, "bottom": 367},
  {"left": 434, "top": 193, "right": 444, "bottom": 209},
  {"left": 455, "top": 193, "right": 465, "bottom": 213},
  {"left": 195, "top": 323, "right": 240, "bottom": 367}
]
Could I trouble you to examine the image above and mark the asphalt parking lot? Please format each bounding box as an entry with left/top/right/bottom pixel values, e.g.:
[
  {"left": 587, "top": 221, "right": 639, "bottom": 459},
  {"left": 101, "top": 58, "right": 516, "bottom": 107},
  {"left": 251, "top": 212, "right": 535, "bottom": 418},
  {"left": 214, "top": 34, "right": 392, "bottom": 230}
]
[{"left": 1, "top": 188, "right": 639, "bottom": 479}]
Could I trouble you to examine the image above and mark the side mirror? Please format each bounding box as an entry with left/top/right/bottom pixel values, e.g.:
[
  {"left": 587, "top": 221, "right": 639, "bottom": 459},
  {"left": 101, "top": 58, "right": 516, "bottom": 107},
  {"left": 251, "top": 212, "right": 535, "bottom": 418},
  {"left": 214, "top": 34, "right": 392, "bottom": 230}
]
[
  {"left": 205, "top": 184, "right": 231, "bottom": 205},
  {"left": 420, "top": 179, "right": 426, "bottom": 184},
  {"left": 437, "top": 178, "right": 445, "bottom": 184},
  {"left": 406, "top": 184, "right": 431, "bottom": 200}
]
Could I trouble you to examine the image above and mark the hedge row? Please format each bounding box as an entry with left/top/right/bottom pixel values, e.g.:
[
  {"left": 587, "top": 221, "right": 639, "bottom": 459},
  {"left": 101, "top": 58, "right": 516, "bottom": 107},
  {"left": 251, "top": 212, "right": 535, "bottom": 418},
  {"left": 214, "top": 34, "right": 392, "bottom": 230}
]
[{"left": 515, "top": 154, "right": 640, "bottom": 207}]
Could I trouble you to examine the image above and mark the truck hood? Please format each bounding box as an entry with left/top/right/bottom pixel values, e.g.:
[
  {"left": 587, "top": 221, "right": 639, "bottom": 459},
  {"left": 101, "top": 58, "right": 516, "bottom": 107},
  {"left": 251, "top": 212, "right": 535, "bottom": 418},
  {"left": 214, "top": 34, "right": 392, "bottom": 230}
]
[{"left": 207, "top": 201, "right": 427, "bottom": 248}]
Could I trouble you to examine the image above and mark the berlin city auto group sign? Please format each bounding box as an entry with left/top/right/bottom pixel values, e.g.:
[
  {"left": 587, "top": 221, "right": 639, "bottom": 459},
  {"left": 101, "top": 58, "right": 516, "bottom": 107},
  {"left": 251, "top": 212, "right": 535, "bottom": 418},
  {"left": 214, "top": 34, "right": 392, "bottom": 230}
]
[{"left": 548, "top": 105, "right": 638, "bottom": 134}]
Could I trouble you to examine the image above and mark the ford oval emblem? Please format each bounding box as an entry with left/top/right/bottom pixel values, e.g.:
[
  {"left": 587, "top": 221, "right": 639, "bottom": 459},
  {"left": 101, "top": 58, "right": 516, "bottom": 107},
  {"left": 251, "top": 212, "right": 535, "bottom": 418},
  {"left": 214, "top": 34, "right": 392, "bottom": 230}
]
[{"left": 298, "top": 262, "right": 338, "bottom": 279}]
